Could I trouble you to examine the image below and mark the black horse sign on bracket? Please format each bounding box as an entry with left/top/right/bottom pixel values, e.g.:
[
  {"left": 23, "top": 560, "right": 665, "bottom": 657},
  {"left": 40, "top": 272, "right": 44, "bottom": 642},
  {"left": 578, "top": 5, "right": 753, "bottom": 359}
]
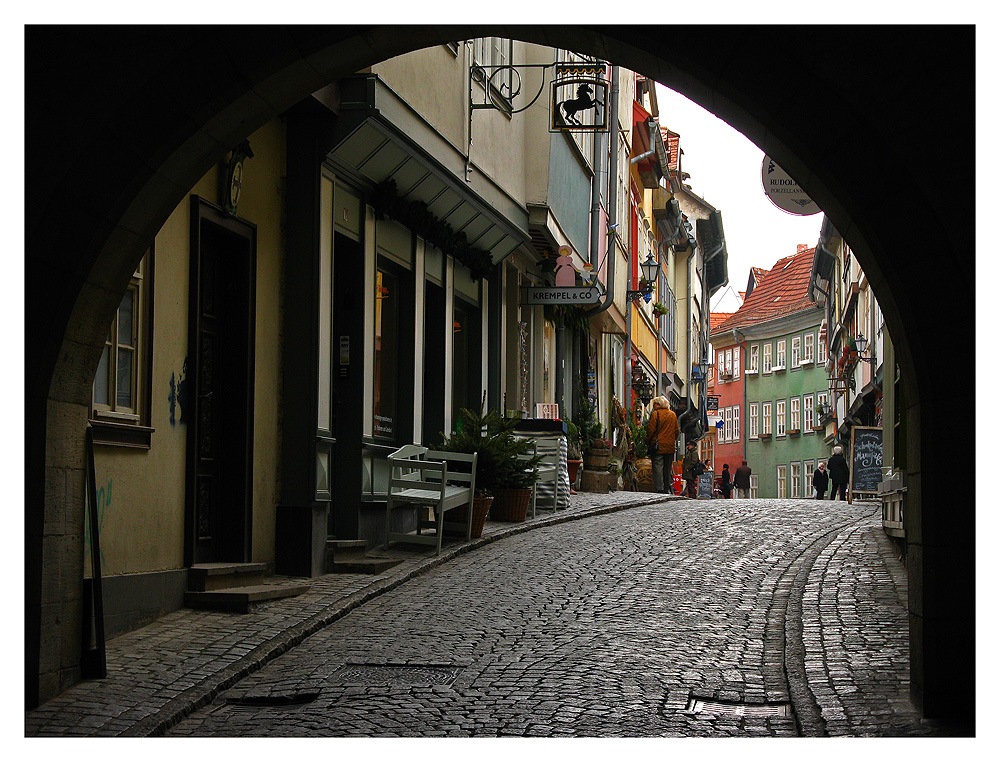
[{"left": 550, "top": 62, "right": 608, "bottom": 132}]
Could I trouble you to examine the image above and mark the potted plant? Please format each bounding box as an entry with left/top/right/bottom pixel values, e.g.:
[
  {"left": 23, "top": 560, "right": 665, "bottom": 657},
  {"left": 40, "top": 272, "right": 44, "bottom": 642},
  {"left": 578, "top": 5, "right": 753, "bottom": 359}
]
[
  {"left": 652, "top": 301, "right": 669, "bottom": 317},
  {"left": 584, "top": 437, "right": 613, "bottom": 470},
  {"left": 438, "top": 398, "right": 541, "bottom": 525},
  {"left": 629, "top": 410, "right": 654, "bottom": 492}
]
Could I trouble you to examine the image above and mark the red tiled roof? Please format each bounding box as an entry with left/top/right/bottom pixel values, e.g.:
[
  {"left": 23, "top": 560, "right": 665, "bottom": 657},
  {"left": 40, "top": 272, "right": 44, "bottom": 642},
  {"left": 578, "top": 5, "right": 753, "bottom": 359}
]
[
  {"left": 712, "top": 246, "right": 818, "bottom": 335},
  {"left": 710, "top": 312, "right": 734, "bottom": 331},
  {"left": 661, "top": 127, "right": 681, "bottom": 172}
]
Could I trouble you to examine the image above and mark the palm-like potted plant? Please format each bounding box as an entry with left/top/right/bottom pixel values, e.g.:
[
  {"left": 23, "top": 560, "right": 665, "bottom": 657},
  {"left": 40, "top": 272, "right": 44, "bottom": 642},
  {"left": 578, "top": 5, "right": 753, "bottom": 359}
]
[
  {"left": 565, "top": 420, "right": 584, "bottom": 487},
  {"left": 438, "top": 398, "right": 542, "bottom": 526}
]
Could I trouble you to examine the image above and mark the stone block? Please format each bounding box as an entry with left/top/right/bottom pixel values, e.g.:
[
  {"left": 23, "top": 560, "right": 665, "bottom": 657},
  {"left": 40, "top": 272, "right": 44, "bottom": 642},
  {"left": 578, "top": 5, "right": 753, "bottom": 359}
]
[{"left": 579, "top": 469, "right": 611, "bottom": 494}]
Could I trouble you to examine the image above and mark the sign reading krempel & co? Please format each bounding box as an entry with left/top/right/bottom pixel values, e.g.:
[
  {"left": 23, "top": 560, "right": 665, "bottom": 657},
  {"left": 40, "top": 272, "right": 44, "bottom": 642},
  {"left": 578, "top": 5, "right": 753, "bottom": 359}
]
[
  {"left": 522, "top": 286, "right": 601, "bottom": 305},
  {"left": 761, "top": 156, "right": 820, "bottom": 216}
]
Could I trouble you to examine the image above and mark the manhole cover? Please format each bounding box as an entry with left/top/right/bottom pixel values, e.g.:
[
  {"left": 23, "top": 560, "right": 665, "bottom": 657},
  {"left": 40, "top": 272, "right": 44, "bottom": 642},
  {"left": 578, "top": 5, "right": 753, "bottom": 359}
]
[
  {"left": 685, "top": 698, "right": 792, "bottom": 717},
  {"left": 332, "top": 663, "right": 463, "bottom": 687}
]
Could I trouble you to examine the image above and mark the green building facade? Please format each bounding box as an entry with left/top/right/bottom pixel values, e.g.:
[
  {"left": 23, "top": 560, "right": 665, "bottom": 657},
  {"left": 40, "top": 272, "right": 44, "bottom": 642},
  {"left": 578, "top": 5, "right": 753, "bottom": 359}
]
[{"left": 744, "top": 308, "right": 832, "bottom": 498}]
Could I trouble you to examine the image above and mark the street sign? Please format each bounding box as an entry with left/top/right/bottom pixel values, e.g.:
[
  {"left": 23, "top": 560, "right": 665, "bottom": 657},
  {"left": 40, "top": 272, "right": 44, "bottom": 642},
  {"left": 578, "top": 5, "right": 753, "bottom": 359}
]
[{"left": 521, "top": 286, "right": 601, "bottom": 305}]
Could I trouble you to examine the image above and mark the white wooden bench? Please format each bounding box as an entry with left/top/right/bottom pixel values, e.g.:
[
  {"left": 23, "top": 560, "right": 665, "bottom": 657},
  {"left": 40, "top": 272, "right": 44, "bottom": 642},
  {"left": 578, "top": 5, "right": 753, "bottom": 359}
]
[
  {"left": 518, "top": 442, "right": 559, "bottom": 518},
  {"left": 384, "top": 445, "right": 478, "bottom": 555}
]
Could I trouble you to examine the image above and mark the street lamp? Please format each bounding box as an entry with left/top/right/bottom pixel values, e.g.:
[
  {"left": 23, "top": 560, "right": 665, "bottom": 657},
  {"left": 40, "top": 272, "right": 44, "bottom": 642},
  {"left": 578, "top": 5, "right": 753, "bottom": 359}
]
[
  {"left": 853, "top": 333, "right": 878, "bottom": 365},
  {"left": 627, "top": 253, "right": 661, "bottom": 302}
]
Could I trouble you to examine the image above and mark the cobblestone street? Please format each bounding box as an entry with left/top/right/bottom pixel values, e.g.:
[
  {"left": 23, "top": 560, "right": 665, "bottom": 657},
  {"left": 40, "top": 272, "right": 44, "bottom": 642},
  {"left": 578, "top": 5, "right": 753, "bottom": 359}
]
[{"left": 27, "top": 493, "right": 953, "bottom": 739}]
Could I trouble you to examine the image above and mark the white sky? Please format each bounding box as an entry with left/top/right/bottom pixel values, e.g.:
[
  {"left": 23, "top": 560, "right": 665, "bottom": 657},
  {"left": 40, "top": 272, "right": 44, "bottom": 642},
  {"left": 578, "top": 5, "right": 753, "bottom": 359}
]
[{"left": 655, "top": 84, "right": 824, "bottom": 316}]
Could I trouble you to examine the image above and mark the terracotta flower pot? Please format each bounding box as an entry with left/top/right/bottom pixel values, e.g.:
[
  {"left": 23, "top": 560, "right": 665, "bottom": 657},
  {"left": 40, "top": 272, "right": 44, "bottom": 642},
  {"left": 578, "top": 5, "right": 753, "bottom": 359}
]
[{"left": 567, "top": 459, "right": 583, "bottom": 486}]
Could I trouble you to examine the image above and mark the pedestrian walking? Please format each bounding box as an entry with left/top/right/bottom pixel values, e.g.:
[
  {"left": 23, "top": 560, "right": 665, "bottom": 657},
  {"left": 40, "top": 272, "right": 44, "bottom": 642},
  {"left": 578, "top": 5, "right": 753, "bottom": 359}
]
[
  {"left": 720, "top": 464, "right": 732, "bottom": 498},
  {"left": 813, "top": 461, "right": 829, "bottom": 499},
  {"left": 646, "top": 396, "right": 679, "bottom": 494},
  {"left": 827, "top": 445, "right": 850, "bottom": 501},
  {"left": 733, "top": 460, "right": 752, "bottom": 498},
  {"left": 682, "top": 441, "right": 704, "bottom": 498}
]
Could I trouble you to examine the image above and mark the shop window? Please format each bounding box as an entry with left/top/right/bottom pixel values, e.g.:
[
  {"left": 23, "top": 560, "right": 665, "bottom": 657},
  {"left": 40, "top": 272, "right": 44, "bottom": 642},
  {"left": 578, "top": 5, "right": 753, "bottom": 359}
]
[
  {"left": 750, "top": 474, "right": 758, "bottom": 498},
  {"left": 804, "top": 460, "right": 814, "bottom": 496},
  {"left": 91, "top": 252, "right": 153, "bottom": 447}
]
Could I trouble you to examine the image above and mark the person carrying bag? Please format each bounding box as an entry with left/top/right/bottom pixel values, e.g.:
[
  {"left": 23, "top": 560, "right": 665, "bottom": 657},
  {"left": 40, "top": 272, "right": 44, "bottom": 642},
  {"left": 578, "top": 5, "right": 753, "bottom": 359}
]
[{"left": 646, "top": 396, "right": 678, "bottom": 494}]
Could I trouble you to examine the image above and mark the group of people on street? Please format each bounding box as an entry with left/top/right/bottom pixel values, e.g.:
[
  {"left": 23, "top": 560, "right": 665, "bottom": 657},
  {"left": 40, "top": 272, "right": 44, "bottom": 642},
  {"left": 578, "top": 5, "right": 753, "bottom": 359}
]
[{"left": 644, "top": 398, "right": 852, "bottom": 500}]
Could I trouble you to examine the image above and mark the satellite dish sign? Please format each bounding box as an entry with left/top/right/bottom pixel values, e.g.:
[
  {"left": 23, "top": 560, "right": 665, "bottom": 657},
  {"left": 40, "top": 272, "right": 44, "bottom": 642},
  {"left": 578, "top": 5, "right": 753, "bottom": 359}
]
[{"left": 762, "top": 156, "right": 820, "bottom": 216}]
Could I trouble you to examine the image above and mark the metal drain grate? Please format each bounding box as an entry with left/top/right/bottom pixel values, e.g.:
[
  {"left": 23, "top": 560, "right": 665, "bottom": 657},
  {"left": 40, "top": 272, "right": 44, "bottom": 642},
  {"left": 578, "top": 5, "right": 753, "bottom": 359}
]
[
  {"left": 685, "top": 698, "right": 792, "bottom": 717},
  {"left": 332, "top": 663, "right": 463, "bottom": 687}
]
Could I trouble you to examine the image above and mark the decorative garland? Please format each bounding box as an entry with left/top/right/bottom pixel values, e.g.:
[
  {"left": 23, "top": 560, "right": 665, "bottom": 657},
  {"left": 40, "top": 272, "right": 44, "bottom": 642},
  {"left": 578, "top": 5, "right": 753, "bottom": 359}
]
[{"left": 370, "top": 179, "right": 495, "bottom": 281}]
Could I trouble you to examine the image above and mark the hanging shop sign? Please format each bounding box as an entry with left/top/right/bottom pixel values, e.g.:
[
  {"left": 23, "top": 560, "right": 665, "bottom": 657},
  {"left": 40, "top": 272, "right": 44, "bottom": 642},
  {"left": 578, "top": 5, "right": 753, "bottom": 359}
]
[
  {"left": 707, "top": 395, "right": 720, "bottom": 412},
  {"left": 761, "top": 155, "right": 820, "bottom": 216},
  {"left": 522, "top": 286, "right": 601, "bottom": 305},
  {"left": 550, "top": 61, "right": 608, "bottom": 132}
]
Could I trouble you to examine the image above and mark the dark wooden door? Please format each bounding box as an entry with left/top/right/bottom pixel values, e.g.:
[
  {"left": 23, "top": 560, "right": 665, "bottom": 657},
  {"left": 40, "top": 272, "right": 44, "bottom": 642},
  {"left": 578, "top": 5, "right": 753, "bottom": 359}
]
[{"left": 189, "top": 199, "right": 256, "bottom": 564}]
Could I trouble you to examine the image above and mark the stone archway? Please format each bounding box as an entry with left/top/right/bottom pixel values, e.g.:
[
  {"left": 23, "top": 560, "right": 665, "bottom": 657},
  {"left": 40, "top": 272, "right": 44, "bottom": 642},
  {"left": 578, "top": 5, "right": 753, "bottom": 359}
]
[{"left": 25, "top": 26, "right": 975, "bottom": 721}]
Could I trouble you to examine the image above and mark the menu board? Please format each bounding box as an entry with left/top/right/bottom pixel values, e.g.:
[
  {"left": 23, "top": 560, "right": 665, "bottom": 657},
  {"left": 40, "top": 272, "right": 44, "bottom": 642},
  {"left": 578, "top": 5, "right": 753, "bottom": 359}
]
[
  {"left": 850, "top": 426, "right": 883, "bottom": 494},
  {"left": 698, "top": 472, "right": 715, "bottom": 499}
]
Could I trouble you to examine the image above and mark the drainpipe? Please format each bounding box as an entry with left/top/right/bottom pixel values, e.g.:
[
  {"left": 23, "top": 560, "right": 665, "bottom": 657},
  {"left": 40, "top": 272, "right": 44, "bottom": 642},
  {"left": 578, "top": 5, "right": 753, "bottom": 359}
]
[{"left": 585, "top": 65, "right": 620, "bottom": 319}]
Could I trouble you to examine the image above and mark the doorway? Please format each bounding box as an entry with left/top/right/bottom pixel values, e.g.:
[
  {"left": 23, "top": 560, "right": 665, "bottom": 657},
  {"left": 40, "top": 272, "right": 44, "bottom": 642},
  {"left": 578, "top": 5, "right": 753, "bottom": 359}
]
[{"left": 187, "top": 197, "right": 257, "bottom": 565}]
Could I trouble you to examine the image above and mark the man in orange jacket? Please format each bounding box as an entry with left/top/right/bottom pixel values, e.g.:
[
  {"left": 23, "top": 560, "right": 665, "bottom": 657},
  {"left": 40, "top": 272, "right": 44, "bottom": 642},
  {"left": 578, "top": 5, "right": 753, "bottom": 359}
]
[{"left": 646, "top": 396, "right": 679, "bottom": 494}]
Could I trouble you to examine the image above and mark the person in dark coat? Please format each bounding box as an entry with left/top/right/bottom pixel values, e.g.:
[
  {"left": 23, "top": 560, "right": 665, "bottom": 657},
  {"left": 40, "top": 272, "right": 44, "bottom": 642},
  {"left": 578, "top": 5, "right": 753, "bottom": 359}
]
[
  {"left": 827, "top": 446, "right": 850, "bottom": 500},
  {"left": 682, "top": 442, "right": 701, "bottom": 498},
  {"left": 720, "top": 464, "right": 732, "bottom": 498},
  {"left": 812, "top": 461, "right": 829, "bottom": 499},
  {"left": 733, "top": 461, "right": 752, "bottom": 498}
]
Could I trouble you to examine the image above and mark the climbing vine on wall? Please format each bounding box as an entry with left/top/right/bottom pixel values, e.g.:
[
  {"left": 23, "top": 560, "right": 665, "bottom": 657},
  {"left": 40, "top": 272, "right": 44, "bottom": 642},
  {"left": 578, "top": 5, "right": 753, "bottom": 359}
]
[{"left": 370, "top": 179, "right": 495, "bottom": 281}]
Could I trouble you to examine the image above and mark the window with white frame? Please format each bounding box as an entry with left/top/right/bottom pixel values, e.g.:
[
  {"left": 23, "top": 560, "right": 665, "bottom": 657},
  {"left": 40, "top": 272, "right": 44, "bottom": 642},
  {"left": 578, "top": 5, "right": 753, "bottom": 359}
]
[
  {"left": 725, "top": 406, "right": 733, "bottom": 441},
  {"left": 724, "top": 349, "right": 733, "bottom": 378},
  {"left": 791, "top": 336, "right": 801, "bottom": 367},
  {"left": 775, "top": 339, "right": 786, "bottom": 369},
  {"left": 776, "top": 399, "right": 786, "bottom": 436},
  {"left": 803, "top": 333, "right": 815, "bottom": 363},
  {"left": 92, "top": 253, "right": 151, "bottom": 435},
  {"left": 749, "top": 402, "right": 759, "bottom": 439},
  {"left": 804, "top": 460, "right": 814, "bottom": 495},
  {"left": 659, "top": 275, "right": 676, "bottom": 353},
  {"left": 733, "top": 404, "right": 740, "bottom": 441},
  {"left": 816, "top": 391, "right": 829, "bottom": 420},
  {"left": 750, "top": 474, "right": 758, "bottom": 498},
  {"left": 472, "top": 38, "right": 514, "bottom": 108},
  {"left": 791, "top": 462, "right": 802, "bottom": 497},
  {"left": 803, "top": 393, "right": 815, "bottom": 431},
  {"left": 818, "top": 334, "right": 828, "bottom": 364},
  {"left": 762, "top": 401, "right": 772, "bottom": 435},
  {"left": 790, "top": 397, "right": 800, "bottom": 431},
  {"left": 777, "top": 465, "right": 787, "bottom": 498},
  {"left": 717, "top": 348, "right": 725, "bottom": 378},
  {"left": 733, "top": 346, "right": 740, "bottom": 380},
  {"left": 763, "top": 343, "right": 772, "bottom": 373},
  {"left": 750, "top": 344, "right": 759, "bottom": 373}
]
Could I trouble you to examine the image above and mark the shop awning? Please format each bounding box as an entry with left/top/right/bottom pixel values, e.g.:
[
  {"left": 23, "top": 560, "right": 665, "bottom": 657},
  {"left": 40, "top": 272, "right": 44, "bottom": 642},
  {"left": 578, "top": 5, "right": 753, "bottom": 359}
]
[{"left": 326, "top": 76, "right": 527, "bottom": 267}]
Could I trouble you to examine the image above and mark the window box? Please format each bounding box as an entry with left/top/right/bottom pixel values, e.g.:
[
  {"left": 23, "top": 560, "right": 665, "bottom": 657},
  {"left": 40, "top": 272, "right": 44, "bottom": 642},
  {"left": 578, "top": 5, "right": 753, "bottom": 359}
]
[
  {"left": 719, "top": 371, "right": 733, "bottom": 382},
  {"left": 787, "top": 428, "right": 801, "bottom": 436},
  {"left": 759, "top": 432, "right": 772, "bottom": 440},
  {"left": 772, "top": 365, "right": 786, "bottom": 373},
  {"left": 799, "top": 358, "right": 814, "bottom": 366},
  {"left": 745, "top": 368, "right": 758, "bottom": 376},
  {"left": 812, "top": 425, "right": 825, "bottom": 431}
]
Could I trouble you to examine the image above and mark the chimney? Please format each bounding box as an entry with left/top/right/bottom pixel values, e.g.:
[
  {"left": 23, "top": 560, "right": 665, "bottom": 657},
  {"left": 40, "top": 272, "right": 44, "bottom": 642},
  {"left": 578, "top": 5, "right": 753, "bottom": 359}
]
[{"left": 797, "top": 244, "right": 809, "bottom": 254}]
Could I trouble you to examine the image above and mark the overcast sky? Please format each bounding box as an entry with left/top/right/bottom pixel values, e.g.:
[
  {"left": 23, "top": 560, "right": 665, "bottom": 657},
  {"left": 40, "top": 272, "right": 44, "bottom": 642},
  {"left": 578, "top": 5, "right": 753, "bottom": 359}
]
[{"left": 655, "top": 84, "right": 824, "bottom": 316}]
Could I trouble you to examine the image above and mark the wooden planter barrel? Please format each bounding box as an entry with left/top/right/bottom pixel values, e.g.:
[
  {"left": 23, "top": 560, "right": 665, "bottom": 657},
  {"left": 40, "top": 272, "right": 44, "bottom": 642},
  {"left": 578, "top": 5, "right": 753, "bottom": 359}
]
[{"left": 584, "top": 448, "right": 611, "bottom": 470}]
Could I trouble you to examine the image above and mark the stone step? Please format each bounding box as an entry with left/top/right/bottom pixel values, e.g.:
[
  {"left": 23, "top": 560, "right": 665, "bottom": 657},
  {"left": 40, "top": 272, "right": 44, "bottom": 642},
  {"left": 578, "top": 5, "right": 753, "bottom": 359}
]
[
  {"left": 188, "top": 562, "right": 267, "bottom": 592},
  {"left": 325, "top": 539, "right": 403, "bottom": 574},
  {"left": 184, "top": 582, "right": 310, "bottom": 614}
]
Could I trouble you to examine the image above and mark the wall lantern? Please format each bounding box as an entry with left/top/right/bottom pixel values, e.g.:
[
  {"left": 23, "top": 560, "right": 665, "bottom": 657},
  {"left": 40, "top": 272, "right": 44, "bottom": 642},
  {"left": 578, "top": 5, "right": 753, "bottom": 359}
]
[
  {"left": 854, "top": 334, "right": 877, "bottom": 365},
  {"left": 627, "top": 254, "right": 661, "bottom": 302}
]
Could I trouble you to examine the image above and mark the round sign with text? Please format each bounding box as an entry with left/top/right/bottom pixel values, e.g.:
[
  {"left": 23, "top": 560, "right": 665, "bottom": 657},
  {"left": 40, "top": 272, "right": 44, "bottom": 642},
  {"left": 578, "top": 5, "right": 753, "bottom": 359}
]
[{"left": 761, "top": 156, "right": 820, "bottom": 215}]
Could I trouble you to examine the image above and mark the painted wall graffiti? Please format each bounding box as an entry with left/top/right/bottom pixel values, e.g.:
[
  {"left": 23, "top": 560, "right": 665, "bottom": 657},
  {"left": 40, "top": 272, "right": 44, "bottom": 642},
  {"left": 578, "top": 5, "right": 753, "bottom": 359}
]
[
  {"left": 168, "top": 357, "right": 188, "bottom": 426},
  {"left": 84, "top": 477, "right": 112, "bottom": 568}
]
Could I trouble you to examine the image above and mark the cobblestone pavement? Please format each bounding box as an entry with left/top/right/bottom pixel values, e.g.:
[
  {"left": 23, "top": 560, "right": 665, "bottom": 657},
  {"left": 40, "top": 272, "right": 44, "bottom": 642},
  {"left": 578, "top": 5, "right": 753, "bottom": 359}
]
[{"left": 25, "top": 493, "right": 953, "bottom": 738}]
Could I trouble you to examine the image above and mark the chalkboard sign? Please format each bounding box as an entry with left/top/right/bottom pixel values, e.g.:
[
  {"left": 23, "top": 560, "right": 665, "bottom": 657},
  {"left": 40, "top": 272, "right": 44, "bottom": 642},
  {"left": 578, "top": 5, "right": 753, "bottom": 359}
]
[
  {"left": 850, "top": 426, "right": 883, "bottom": 494},
  {"left": 698, "top": 472, "right": 715, "bottom": 499}
]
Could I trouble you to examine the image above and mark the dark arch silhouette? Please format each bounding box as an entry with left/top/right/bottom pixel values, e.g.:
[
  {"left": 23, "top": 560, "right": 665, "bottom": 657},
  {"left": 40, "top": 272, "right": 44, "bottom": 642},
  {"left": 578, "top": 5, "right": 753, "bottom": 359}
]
[{"left": 25, "top": 25, "right": 974, "bottom": 724}]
